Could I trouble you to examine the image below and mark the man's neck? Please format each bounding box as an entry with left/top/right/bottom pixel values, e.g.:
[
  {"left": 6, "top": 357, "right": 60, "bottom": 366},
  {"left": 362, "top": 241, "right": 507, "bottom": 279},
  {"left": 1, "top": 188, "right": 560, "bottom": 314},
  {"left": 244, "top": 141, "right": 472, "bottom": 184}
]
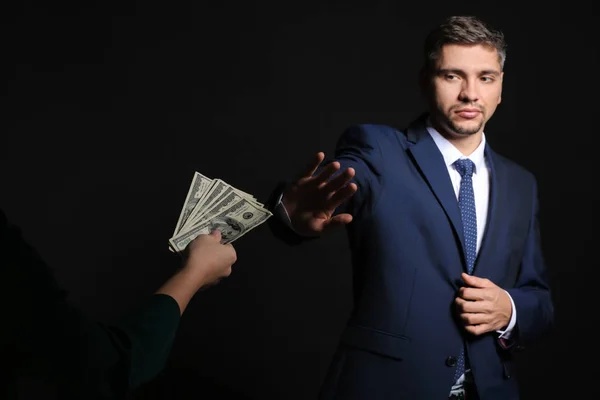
[
  {"left": 444, "top": 133, "right": 483, "bottom": 156},
  {"left": 429, "top": 119, "right": 483, "bottom": 156}
]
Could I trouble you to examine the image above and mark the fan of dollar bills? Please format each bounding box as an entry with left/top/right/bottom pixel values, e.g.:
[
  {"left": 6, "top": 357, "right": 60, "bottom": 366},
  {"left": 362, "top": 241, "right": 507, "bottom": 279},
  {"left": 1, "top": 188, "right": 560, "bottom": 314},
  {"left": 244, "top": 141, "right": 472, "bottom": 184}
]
[{"left": 169, "top": 172, "right": 273, "bottom": 254}]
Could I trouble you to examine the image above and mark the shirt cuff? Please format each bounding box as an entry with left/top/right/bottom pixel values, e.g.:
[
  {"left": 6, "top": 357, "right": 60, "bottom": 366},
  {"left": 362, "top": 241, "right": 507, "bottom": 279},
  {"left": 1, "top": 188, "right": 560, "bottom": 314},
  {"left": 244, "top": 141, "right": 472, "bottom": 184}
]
[
  {"left": 273, "top": 193, "right": 296, "bottom": 232},
  {"left": 496, "top": 290, "right": 517, "bottom": 339}
]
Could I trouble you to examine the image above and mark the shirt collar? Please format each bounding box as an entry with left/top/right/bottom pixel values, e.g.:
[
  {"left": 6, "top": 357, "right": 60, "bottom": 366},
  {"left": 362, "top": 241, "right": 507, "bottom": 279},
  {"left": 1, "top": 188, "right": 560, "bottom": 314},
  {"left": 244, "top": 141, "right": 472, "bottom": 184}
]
[{"left": 425, "top": 119, "right": 487, "bottom": 174}]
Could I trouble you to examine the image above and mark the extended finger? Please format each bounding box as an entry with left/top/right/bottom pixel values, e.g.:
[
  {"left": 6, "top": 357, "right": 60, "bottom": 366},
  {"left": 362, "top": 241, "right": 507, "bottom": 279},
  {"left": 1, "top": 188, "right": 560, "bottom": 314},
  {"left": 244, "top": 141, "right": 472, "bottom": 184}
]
[
  {"left": 312, "top": 161, "right": 341, "bottom": 185},
  {"left": 296, "top": 152, "right": 325, "bottom": 180},
  {"left": 321, "top": 167, "right": 355, "bottom": 193},
  {"left": 322, "top": 213, "right": 353, "bottom": 234},
  {"left": 325, "top": 183, "right": 357, "bottom": 211}
]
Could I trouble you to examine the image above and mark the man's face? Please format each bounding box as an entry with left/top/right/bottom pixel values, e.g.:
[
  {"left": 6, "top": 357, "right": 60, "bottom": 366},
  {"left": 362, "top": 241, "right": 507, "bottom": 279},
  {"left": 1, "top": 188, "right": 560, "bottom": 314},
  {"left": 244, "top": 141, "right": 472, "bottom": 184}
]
[{"left": 425, "top": 44, "right": 503, "bottom": 137}]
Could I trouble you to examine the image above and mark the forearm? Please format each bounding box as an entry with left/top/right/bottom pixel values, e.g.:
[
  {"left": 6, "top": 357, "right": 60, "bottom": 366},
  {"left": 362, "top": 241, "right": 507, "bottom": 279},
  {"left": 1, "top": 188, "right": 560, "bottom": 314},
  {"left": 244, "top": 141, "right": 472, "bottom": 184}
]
[{"left": 155, "top": 267, "right": 207, "bottom": 315}]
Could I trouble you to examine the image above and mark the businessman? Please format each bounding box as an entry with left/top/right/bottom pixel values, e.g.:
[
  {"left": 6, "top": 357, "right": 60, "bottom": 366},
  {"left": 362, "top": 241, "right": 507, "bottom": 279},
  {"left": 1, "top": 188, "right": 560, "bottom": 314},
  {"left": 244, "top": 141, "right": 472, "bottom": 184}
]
[
  {"left": 1, "top": 207, "right": 237, "bottom": 399},
  {"left": 267, "top": 16, "right": 553, "bottom": 399}
]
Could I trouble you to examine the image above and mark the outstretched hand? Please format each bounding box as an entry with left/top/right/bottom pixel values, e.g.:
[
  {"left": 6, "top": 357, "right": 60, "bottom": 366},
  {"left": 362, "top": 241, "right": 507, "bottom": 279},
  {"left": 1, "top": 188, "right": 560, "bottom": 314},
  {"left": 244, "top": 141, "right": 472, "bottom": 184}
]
[{"left": 282, "top": 152, "right": 357, "bottom": 236}]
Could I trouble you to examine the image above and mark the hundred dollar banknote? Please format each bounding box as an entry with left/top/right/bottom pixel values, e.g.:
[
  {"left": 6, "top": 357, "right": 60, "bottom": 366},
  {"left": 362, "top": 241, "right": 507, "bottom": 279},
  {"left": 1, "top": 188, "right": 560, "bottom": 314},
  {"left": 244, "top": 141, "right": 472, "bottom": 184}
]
[{"left": 170, "top": 172, "right": 272, "bottom": 253}]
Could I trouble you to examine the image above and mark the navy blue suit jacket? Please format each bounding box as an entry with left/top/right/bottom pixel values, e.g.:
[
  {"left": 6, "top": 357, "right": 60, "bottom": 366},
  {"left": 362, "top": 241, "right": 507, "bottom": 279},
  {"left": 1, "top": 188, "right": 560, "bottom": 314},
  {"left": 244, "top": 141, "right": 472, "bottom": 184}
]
[{"left": 267, "top": 115, "right": 554, "bottom": 399}]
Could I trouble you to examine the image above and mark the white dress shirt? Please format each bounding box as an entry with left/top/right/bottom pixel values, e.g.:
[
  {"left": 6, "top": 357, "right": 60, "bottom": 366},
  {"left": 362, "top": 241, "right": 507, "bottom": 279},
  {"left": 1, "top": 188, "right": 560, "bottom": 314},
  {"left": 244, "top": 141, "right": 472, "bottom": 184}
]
[{"left": 426, "top": 124, "right": 516, "bottom": 340}]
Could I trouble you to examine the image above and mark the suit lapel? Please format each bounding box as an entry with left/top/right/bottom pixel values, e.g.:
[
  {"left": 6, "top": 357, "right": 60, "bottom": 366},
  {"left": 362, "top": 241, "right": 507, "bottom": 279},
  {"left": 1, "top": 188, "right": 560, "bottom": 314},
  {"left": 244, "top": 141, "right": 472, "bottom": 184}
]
[
  {"left": 405, "top": 116, "right": 466, "bottom": 259},
  {"left": 472, "top": 145, "right": 506, "bottom": 277}
]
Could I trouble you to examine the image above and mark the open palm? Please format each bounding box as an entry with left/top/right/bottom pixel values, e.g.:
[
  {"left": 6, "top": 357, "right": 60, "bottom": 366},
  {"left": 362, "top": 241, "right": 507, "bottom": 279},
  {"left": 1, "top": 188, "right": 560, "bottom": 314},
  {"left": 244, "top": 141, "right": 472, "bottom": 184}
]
[{"left": 282, "top": 152, "right": 357, "bottom": 236}]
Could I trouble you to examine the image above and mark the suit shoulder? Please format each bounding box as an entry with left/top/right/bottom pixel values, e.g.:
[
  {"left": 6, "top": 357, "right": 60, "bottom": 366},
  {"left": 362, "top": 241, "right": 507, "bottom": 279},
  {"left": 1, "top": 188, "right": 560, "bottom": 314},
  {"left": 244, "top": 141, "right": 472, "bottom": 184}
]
[{"left": 492, "top": 150, "right": 538, "bottom": 187}]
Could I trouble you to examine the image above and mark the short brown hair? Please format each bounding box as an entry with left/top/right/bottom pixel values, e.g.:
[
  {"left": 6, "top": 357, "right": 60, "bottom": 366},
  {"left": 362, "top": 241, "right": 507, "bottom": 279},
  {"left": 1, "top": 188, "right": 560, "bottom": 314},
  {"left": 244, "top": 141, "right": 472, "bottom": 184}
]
[{"left": 423, "top": 16, "right": 507, "bottom": 72}]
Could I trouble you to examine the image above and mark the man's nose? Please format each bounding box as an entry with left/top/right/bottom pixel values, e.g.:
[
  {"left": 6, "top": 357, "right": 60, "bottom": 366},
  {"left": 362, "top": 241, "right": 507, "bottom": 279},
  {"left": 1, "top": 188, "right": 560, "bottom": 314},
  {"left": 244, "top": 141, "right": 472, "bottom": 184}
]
[{"left": 459, "top": 80, "right": 479, "bottom": 102}]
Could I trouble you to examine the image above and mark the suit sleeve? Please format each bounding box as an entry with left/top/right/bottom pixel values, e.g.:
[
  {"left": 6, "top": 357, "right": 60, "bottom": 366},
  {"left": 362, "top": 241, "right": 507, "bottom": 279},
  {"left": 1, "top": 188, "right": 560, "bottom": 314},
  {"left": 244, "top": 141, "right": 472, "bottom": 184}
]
[
  {"left": 332, "top": 125, "right": 385, "bottom": 217},
  {"left": 504, "top": 180, "right": 554, "bottom": 349},
  {"left": 266, "top": 125, "right": 384, "bottom": 245},
  {"left": 0, "top": 209, "right": 181, "bottom": 396}
]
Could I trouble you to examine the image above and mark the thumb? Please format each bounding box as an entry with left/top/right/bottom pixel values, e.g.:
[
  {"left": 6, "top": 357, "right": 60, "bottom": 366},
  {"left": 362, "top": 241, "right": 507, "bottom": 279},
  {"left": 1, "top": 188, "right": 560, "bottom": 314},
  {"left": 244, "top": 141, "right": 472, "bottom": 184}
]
[
  {"left": 462, "top": 272, "right": 492, "bottom": 288},
  {"left": 209, "top": 229, "right": 222, "bottom": 241},
  {"left": 322, "top": 213, "right": 353, "bottom": 233}
]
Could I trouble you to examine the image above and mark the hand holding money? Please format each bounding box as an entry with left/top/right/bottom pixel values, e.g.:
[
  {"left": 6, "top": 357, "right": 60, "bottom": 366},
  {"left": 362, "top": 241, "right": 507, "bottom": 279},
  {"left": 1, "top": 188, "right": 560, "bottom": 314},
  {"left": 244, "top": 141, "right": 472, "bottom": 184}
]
[
  {"left": 169, "top": 172, "right": 272, "bottom": 254},
  {"left": 156, "top": 230, "right": 237, "bottom": 313}
]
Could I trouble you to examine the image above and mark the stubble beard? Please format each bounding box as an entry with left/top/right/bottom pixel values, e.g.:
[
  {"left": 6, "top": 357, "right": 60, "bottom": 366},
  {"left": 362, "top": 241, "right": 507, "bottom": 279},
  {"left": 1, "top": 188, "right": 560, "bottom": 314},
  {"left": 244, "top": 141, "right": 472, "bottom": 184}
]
[
  {"left": 446, "top": 117, "right": 483, "bottom": 136},
  {"left": 436, "top": 104, "right": 486, "bottom": 137}
]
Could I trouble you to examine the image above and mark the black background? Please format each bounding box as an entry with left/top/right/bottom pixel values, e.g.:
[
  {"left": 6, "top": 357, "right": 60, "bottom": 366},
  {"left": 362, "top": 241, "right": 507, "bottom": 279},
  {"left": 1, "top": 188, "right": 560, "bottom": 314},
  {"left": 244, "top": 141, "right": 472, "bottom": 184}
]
[{"left": 2, "top": 1, "right": 598, "bottom": 399}]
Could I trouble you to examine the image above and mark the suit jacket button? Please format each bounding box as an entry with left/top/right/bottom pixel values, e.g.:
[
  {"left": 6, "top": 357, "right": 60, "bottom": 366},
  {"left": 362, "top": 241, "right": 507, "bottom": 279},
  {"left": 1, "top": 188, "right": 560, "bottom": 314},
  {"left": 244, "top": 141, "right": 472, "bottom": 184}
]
[{"left": 445, "top": 356, "right": 457, "bottom": 367}]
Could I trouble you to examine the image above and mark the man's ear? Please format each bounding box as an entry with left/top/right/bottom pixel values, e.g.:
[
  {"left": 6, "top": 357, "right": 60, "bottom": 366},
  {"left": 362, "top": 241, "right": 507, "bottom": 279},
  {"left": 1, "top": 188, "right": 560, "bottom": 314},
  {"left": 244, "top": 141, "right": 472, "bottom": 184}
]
[{"left": 497, "top": 71, "right": 504, "bottom": 105}]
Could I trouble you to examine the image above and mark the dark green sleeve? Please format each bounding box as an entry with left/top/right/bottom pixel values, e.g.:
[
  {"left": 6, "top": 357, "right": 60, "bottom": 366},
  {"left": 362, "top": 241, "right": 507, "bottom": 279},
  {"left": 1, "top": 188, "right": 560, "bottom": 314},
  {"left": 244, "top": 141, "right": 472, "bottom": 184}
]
[{"left": 0, "top": 209, "right": 181, "bottom": 398}]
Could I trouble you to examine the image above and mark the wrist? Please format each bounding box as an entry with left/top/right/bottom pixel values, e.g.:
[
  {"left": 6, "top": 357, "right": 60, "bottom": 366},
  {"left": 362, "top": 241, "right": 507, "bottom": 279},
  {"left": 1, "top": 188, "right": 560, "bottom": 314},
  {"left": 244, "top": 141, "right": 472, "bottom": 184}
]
[
  {"left": 281, "top": 188, "right": 297, "bottom": 216},
  {"left": 178, "top": 263, "right": 209, "bottom": 291}
]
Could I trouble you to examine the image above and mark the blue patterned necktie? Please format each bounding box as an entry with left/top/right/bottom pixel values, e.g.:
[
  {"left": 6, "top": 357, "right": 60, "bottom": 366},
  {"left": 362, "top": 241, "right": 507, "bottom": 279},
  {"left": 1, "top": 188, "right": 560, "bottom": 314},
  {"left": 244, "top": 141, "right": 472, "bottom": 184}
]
[{"left": 453, "top": 158, "right": 477, "bottom": 383}]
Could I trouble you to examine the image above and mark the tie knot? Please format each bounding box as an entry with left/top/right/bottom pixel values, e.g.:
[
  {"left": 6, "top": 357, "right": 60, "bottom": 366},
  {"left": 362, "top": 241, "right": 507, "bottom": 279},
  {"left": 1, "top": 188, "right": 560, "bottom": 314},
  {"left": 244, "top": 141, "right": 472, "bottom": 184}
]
[{"left": 454, "top": 158, "right": 475, "bottom": 178}]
